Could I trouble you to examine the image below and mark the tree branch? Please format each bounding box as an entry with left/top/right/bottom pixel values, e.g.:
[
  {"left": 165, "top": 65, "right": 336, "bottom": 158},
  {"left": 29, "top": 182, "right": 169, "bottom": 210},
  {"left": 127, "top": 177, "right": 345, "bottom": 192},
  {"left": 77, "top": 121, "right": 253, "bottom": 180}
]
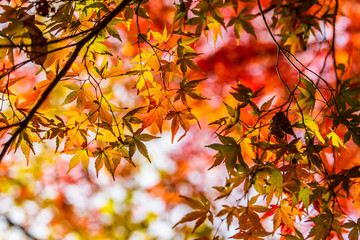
[
  {"left": 0, "top": 29, "right": 92, "bottom": 49},
  {"left": 332, "top": 0, "right": 340, "bottom": 86},
  {"left": 2, "top": 214, "right": 39, "bottom": 240},
  {"left": 0, "top": 0, "right": 135, "bottom": 162},
  {"left": 256, "top": 0, "right": 338, "bottom": 117}
]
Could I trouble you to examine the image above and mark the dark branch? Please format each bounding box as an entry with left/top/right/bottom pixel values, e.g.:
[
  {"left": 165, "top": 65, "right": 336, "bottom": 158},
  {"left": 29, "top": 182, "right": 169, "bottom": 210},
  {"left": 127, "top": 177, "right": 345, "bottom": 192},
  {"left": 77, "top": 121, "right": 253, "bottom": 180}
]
[
  {"left": 0, "top": 29, "right": 92, "bottom": 49},
  {"left": 0, "top": 0, "right": 135, "bottom": 162},
  {"left": 332, "top": 0, "right": 340, "bottom": 86},
  {"left": 2, "top": 214, "right": 39, "bottom": 240},
  {"left": 256, "top": 0, "right": 338, "bottom": 117}
]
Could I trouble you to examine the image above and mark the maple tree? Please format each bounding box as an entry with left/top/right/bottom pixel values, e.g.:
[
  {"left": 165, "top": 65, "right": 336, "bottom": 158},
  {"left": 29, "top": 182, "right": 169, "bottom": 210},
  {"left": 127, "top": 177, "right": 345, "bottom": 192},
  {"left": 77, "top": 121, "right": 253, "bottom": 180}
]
[{"left": 0, "top": 0, "right": 359, "bottom": 239}]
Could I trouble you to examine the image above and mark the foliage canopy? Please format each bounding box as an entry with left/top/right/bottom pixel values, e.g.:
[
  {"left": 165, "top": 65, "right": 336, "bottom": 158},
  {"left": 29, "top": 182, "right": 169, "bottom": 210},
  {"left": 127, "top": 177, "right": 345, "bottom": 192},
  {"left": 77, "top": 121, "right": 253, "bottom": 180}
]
[{"left": 0, "top": 0, "right": 359, "bottom": 239}]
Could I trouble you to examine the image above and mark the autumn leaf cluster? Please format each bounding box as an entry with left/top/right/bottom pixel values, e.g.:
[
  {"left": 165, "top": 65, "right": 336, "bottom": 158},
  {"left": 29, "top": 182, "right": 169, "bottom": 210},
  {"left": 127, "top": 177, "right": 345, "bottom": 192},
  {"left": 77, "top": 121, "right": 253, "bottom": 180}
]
[{"left": 0, "top": 0, "right": 359, "bottom": 239}]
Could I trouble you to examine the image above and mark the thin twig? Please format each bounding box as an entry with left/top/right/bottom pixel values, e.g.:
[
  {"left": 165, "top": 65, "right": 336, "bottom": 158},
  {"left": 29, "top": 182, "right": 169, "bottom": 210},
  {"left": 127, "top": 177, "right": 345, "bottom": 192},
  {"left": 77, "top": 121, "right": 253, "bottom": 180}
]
[
  {"left": 2, "top": 214, "right": 40, "bottom": 240},
  {"left": 331, "top": 0, "right": 339, "bottom": 173},
  {"left": 0, "top": 0, "right": 134, "bottom": 162}
]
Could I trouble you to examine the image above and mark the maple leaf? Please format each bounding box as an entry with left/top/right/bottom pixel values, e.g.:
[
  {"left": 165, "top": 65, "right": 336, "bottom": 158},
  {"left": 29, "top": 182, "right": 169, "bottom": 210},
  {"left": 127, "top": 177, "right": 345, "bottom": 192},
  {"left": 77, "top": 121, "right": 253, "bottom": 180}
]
[
  {"left": 326, "top": 128, "right": 348, "bottom": 153},
  {"left": 63, "top": 83, "right": 96, "bottom": 112},
  {"left": 174, "top": 77, "right": 209, "bottom": 106},
  {"left": 207, "top": 134, "right": 245, "bottom": 171},
  {"left": 295, "top": 114, "right": 325, "bottom": 143},
  {"left": 125, "top": 130, "right": 159, "bottom": 162},
  {"left": 343, "top": 218, "right": 360, "bottom": 240},
  {"left": 93, "top": 147, "right": 122, "bottom": 179},
  {"left": 62, "top": 112, "right": 91, "bottom": 152},
  {"left": 231, "top": 227, "right": 270, "bottom": 240},
  {"left": 87, "top": 99, "right": 116, "bottom": 125},
  {"left": 230, "top": 80, "right": 261, "bottom": 108},
  {"left": 65, "top": 147, "right": 92, "bottom": 174},
  {"left": 207, "top": 18, "right": 223, "bottom": 48},
  {"left": 249, "top": 164, "right": 283, "bottom": 205},
  {"left": 297, "top": 78, "right": 316, "bottom": 113},
  {"left": 21, "top": 14, "right": 48, "bottom": 65},
  {"left": 0, "top": 76, "right": 23, "bottom": 94},
  {"left": 165, "top": 108, "right": 199, "bottom": 143},
  {"left": 44, "top": 115, "right": 67, "bottom": 152},
  {"left": 234, "top": 196, "right": 269, "bottom": 231},
  {"left": 122, "top": 107, "right": 145, "bottom": 133},
  {"left": 213, "top": 166, "right": 249, "bottom": 200},
  {"left": 102, "top": 57, "right": 126, "bottom": 78},
  {"left": 210, "top": 103, "right": 242, "bottom": 135},
  {"left": 151, "top": 26, "right": 171, "bottom": 45},
  {"left": 307, "top": 209, "right": 344, "bottom": 240},
  {"left": 269, "top": 112, "right": 296, "bottom": 138},
  {"left": 280, "top": 163, "right": 311, "bottom": 196},
  {"left": 141, "top": 106, "right": 167, "bottom": 133},
  {"left": 264, "top": 200, "right": 302, "bottom": 233},
  {"left": 176, "top": 38, "right": 202, "bottom": 76},
  {"left": 173, "top": 194, "right": 213, "bottom": 234},
  {"left": 284, "top": 34, "right": 303, "bottom": 55},
  {"left": 227, "top": 7, "right": 257, "bottom": 44},
  {"left": 12, "top": 128, "right": 40, "bottom": 166}
]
